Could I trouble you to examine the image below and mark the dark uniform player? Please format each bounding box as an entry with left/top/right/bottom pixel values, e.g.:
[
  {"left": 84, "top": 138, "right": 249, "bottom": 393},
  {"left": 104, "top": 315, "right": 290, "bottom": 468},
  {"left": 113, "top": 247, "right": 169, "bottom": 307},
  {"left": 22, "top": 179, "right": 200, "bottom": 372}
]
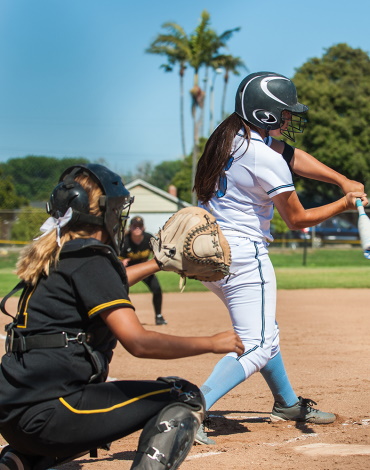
[
  {"left": 0, "top": 164, "right": 244, "bottom": 470},
  {"left": 121, "top": 216, "right": 167, "bottom": 325}
]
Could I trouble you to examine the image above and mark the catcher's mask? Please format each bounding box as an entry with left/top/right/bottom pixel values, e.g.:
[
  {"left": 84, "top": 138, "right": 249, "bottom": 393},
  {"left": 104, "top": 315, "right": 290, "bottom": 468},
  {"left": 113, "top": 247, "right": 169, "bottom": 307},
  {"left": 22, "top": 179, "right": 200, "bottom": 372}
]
[
  {"left": 235, "top": 71, "right": 308, "bottom": 141},
  {"left": 47, "top": 163, "right": 133, "bottom": 255}
]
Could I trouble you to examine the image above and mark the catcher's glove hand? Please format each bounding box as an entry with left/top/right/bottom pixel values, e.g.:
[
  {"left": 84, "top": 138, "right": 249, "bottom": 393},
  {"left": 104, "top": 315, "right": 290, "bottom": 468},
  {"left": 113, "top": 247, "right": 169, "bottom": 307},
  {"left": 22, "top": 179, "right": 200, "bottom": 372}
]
[{"left": 150, "top": 207, "right": 231, "bottom": 283}]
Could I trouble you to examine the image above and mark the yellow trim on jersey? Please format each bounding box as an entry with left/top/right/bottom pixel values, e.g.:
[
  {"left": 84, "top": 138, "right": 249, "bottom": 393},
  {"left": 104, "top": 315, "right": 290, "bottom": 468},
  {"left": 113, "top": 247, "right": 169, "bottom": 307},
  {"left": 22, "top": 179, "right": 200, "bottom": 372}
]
[
  {"left": 17, "top": 284, "right": 37, "bottom": 328},
  {"left": 59, "top": 388, "right": 172, "bottom": 414},
  {"left": 88, "top": 299, "right": 133, "bottom": 317}
]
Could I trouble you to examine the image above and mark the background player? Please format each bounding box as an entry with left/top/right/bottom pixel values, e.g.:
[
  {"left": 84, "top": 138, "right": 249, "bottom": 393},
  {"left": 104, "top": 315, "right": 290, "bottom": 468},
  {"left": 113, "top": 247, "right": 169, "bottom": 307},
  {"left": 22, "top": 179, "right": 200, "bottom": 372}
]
[
  {"left": 193, "top": 71, "right": 368, "bottom": 444},
  {"left": 0, "top": 163, "right": 244, "bottom": 470},
  {"left": 121, "top": 216, "right": 167, "bottom": 325}
]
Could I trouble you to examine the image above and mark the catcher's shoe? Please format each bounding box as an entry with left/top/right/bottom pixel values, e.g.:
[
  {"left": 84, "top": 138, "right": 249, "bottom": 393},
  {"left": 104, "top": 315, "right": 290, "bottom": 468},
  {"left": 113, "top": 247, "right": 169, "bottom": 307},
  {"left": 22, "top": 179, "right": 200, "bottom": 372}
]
[
  {"left": 0, "top": 446, "right": 31, "bottom": 470},
  {"left": 270, "top": 396, "right": 336, "bottom": 424},
  {"left": 194, "top": 423, "right": 216, "bottom": 445},
  {"left": 155, "top": 315, "right": 167, "bottom": 325}
]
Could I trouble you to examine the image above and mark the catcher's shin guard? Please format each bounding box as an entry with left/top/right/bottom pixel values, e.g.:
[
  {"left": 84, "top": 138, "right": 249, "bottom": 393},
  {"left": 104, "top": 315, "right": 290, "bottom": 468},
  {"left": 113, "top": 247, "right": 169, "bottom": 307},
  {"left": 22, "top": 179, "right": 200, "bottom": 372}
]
[{"left": 130, "top": 377, "right": 204, "bottom": 470}]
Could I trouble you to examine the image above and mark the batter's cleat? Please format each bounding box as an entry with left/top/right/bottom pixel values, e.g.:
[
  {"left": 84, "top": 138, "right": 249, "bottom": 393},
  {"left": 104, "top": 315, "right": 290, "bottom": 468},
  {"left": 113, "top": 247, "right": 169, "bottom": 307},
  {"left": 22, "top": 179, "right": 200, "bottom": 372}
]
[
  {"left": 0, "top": 447, "right": 31, "bottom": 470},
  {"left": 155, "top": 315, "right": 167, "bottom": 325},
  {"left": 194, "top": 423, "right": 216, "bottom": 445},
  {"left": 270, "top": 396, "right": 336, "bottom": 424}
]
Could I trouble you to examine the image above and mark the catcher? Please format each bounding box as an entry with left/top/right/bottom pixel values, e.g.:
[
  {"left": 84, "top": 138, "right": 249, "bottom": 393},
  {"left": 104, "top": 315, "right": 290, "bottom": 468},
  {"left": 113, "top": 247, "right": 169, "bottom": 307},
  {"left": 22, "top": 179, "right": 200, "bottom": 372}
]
[{"left": 0, "top": 164, "right": 242, "bottom": 470}]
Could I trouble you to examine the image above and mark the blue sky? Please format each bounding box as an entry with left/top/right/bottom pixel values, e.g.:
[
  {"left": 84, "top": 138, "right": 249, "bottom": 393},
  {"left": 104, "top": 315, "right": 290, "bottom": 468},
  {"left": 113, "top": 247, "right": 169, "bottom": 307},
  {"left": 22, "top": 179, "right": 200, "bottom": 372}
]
[{"left": 1, "top": 0, "right": 370, "bottom": 177}]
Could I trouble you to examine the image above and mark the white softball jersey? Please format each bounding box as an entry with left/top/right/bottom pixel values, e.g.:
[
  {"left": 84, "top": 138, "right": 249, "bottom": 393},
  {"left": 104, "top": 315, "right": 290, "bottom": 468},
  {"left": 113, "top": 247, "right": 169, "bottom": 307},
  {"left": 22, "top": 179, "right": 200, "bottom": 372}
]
[{"left": 199, "top": 129, "right": 295, "bottom": 242}]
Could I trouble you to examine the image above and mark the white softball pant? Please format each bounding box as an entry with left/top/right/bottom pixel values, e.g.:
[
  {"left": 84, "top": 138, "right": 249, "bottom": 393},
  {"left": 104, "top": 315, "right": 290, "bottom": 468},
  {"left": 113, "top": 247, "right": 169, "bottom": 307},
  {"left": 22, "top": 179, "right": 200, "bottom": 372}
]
[{"left": 204, "top": 235, "right": 280, "bottom": 379}]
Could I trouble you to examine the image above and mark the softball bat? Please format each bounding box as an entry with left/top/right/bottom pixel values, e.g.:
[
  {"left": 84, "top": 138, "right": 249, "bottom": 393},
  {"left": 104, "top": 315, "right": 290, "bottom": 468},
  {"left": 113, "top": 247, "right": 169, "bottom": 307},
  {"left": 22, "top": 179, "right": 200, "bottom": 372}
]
[{"left": 356, "top": 198, "right": 370, "bottom": 259}]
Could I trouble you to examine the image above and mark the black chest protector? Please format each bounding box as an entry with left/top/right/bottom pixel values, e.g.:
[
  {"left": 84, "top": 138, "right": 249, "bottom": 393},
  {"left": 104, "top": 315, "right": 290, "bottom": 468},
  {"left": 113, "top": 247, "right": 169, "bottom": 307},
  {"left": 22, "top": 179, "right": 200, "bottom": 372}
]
[{"left": 0, "top": 239, "right": 128, "bottom": 383}]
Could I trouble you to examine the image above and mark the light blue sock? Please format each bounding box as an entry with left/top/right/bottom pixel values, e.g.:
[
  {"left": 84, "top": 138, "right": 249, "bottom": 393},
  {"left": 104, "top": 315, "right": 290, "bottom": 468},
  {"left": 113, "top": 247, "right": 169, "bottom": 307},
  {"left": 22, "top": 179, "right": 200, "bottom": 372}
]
[
  {"left": 200, "top": 356, "right": 246, "bottom": 410},
  {"left": 260, "top": 352, "right": 298, "bottom": 407}
]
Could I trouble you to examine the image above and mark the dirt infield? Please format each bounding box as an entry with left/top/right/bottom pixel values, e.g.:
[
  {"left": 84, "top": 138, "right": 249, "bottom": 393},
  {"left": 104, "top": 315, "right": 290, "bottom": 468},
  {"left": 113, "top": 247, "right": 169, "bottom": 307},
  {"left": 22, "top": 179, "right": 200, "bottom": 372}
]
[{"left": 1, "top": 289, "right": 370, "bottom": 470}]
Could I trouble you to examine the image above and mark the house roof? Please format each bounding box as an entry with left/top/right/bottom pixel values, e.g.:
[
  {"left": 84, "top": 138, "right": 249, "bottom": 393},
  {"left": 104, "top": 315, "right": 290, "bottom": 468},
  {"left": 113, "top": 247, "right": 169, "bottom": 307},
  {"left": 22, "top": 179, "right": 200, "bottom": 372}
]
[{"left": 125, "top": 179, "right": 191, "bottom": 213}]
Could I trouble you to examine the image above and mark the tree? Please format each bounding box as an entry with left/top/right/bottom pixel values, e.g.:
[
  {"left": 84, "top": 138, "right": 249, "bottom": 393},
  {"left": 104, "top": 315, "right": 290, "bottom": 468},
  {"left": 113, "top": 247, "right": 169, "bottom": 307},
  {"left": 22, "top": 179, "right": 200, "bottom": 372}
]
[
  {"left": 271, "top": 210, "right": 291, "bottom": 247},
  {"left": 171, "top": 154, "right": 193, "bottom": 203},
  {"left": 218, "top": 54, "right": 247, "bottom": 121},
  {"left": 146, "top": 22, "right": 191, "bottom": 159},
  {"left": 11, "top": 207, "right": 47, "bottom": 241},
  {"left": 146, "top": 160, "right": 183, "bottom": 191},
  {"left": 147, "top": 11, "right": 242, "bottom": 204},
  {"left": 292, "top": 43, "right": 370, "bottom": 206},
  {"left": 208, "top": 67, "right": 223, "bottom": 134},
  {"left": 0, "top": 168, "right": 27, "bottom": 209},
  {"left": 187, "top": 11, "right": 242, "bottom": 204},
  {"left": 171, "top": 137, "right": 208, "bottom": 203},
  {"left": 1, "top": 156, "right": 90, "bottom": 201},
  {"left": 135, "top": 161, "right": 155, "bottom": 182},
  {"left": 190, "top": 15, "right": 241, "bottom": 137}
]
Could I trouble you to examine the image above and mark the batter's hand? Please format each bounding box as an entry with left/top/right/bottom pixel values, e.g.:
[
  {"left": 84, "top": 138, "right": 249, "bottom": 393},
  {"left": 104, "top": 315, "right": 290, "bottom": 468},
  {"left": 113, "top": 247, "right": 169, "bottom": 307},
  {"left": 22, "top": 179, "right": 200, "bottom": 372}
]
[
  {"left": 344, "top": 191, "right": 368, "bottom": 210},
  {"left": 210, "top": 330, "right": 245, "bottom": 355},
  {"left": 340, "top": 178, "right": 365, "bottom": 195}
]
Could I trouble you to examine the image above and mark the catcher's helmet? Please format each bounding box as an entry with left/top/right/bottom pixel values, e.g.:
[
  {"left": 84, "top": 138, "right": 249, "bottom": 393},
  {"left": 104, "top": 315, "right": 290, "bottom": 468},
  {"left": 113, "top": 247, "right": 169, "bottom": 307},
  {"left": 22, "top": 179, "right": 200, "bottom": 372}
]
[
  {"left": 47, "top": 164, "right": 133, "bottom": 255},
  {"left": 235, "top": 71, "right": 308, "bottom": 141}
]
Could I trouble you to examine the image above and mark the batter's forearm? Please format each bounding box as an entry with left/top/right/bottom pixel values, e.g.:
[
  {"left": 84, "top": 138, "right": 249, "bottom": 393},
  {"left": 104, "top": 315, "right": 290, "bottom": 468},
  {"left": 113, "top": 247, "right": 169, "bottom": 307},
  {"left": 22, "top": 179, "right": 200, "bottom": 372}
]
[
  {"left": 292, "top": 198, "right": 349, "bottom": 229},
  {"left": 273, "top": 190, "right": 367, "bottom": 230},
  {"left": 291, "top": 148, "right": 347, "bottom": 186},
  {"left": 269, "top": 139, "right": 364, "bottom": 193}
]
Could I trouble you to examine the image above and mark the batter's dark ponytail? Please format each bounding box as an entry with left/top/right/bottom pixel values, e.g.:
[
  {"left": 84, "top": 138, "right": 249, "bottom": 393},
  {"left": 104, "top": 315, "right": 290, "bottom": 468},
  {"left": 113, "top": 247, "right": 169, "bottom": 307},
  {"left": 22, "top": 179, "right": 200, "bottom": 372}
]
[{"left": 194, "top": 113, "right": 250, "bottom": 203}]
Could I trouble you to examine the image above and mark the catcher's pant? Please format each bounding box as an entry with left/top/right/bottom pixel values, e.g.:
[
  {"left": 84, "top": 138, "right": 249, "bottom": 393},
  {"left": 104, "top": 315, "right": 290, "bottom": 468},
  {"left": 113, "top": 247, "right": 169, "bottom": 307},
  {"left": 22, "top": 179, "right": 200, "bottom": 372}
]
[
  {"left": 204, "top": 235, "right": 280, "bottom": 378},
  {"left": 1, "top": 380, "right": 176, "bottom": 458},
  {"left": 141, "top": 274, "right": 162, "bottom": 317}
]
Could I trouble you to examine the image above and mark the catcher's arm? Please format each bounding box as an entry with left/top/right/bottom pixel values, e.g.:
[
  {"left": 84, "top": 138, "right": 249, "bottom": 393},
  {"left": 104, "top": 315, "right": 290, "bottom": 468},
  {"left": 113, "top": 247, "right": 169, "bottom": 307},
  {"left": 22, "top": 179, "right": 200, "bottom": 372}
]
[
  {"left": 124, "top": 259, "right": 160, "bottom": 287},
  {"left": 101, "top": 306, "right": 244, "bottom": 359}
]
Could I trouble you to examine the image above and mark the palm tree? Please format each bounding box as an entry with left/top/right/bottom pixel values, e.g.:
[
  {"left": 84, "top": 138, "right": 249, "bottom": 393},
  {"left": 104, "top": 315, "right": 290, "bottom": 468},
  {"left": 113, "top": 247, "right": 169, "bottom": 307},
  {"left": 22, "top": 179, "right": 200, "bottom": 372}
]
[
  {"left": 146, "top": 23, "right": 191, "bottom": 158},
  {"left": 188, "top": 11, "right": 242, "bottom": 203},
  {"left": 218, "top": 55, "right": 247, "bottom": 120},
  {"left": 208, "top": 67, "right": 223, "bottom": 135},
  {"left": 147, "top": 11, "right": 243, "bottom": 205},
  {"left": 190, "top": 11, "right": 241, "bottom": 138}
]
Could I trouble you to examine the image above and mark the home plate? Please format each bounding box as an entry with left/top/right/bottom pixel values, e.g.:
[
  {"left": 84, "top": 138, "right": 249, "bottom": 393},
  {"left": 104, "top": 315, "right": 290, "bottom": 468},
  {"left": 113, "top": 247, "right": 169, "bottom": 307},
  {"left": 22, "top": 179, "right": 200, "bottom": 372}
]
[
  {"left": 187, "top": 452, "right": 223, "bottom": 460},
  {"left": 295, "top": 443, "right": 370, "bottom": 456}
]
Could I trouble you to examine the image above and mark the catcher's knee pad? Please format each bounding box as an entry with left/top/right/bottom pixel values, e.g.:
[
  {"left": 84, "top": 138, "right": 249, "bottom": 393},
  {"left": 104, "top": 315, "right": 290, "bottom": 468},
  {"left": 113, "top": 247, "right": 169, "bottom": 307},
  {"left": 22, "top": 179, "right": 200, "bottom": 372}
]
[
  {"left": 130, "top": 377, "right": 204, "bottom": 470},
  {"left": 130, "top": 401, "right": 203, "bottom": 470},
  {"left": 156, "top": 376, "right": 205, "bottom": 412}
]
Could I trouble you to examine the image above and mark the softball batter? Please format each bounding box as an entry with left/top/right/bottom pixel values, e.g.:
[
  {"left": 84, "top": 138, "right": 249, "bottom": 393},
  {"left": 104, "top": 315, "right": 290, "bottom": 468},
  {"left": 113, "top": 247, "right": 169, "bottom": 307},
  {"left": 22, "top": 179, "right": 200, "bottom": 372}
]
[
  {"left": 0, "top": 164, "right": 243, "bottom": 470},
  {"left": 193, "top": 72, "right": 368, "bottom": 444}
]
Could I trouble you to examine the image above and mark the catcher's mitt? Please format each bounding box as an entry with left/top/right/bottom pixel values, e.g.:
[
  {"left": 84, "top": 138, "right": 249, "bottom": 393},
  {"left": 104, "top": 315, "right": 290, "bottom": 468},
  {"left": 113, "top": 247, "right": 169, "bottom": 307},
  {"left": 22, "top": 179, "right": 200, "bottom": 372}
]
[{"left": 150, "top": 207, "right": 231, "bottom": 283}]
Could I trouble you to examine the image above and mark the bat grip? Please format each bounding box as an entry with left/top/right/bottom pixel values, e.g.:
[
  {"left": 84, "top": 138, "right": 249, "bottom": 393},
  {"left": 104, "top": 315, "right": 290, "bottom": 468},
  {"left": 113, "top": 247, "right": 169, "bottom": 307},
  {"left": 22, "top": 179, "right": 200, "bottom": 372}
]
[{"left": 356, "top": 198, "right": 366, "bottom": 215}]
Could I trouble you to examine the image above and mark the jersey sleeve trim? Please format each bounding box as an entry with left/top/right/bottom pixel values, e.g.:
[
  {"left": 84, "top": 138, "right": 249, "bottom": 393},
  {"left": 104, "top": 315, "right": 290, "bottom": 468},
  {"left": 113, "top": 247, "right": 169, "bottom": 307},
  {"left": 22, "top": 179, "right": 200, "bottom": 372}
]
[
  {"left": 88, "top": 299, "right": 133, "bottom": 317},
  {"left": 267, "top": 183, "right": 295, "bottom": 195}
]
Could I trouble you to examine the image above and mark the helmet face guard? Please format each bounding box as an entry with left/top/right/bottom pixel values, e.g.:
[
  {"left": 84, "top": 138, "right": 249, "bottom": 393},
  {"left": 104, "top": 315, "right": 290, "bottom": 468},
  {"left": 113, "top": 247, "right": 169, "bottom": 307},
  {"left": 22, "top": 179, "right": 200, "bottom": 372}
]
[
  {"left": 280, "top": 112, "right": 307, "bottom": 141},
  {"left": 235, "top": 72, "right": 308, "bottom": 142},
  {"left": 48, "top": 164, "right": 133, "bottom": 255}
]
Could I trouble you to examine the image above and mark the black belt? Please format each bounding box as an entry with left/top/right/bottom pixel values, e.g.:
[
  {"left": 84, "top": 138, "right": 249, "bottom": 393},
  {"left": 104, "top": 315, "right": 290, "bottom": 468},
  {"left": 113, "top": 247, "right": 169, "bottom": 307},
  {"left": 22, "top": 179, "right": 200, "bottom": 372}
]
[{"left": 6, "top": 331, "right": 87, "bottom": 353}]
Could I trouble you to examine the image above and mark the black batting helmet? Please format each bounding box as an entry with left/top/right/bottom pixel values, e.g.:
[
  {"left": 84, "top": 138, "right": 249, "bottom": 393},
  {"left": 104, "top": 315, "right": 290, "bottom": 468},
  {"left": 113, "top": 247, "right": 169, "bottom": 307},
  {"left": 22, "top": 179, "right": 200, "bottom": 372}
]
[{"left": 235, "top": 71, "right": 308, "bottom": 141}]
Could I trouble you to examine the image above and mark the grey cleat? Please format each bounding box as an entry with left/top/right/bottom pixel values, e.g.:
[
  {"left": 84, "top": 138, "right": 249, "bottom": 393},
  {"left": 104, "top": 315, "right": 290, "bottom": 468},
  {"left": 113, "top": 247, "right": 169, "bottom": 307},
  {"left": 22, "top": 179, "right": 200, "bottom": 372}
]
[
  {"left": 194, "top": 422, "right": 216, "bottom": 445},
  {"left": 270, "top": 396, "right": 336, "bottom": 424},
  {"left": 155, "top": 315, "right": 167, "bottom": 325}
]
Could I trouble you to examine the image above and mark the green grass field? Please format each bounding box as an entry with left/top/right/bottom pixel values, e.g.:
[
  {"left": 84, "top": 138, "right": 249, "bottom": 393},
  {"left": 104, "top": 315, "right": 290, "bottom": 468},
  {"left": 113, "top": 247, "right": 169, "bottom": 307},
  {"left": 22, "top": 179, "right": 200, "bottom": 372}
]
[{"left": 0, "top": 247, "right": 369, "bottom": 297}]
